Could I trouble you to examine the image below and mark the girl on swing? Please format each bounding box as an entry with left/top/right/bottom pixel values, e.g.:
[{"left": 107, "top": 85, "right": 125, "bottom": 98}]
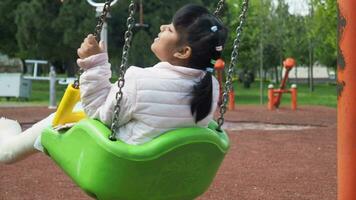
[{"left": 0, "top": 4, "right": 227, "bottom": 164}]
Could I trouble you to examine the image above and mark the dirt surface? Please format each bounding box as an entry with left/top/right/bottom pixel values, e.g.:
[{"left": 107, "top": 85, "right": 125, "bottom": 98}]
[{"left": 0, "top": 105, "right": 336, "bottom": 200}]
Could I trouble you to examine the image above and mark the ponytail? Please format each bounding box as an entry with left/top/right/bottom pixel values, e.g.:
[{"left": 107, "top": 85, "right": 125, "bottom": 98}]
[{"left": 190, "top": 71, "right": 213, "bottom": 123}]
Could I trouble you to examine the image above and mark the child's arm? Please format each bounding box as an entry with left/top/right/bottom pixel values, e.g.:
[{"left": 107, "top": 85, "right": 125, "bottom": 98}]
[{"left": 77, "top": 35, "right": 136, "bottom": 127}]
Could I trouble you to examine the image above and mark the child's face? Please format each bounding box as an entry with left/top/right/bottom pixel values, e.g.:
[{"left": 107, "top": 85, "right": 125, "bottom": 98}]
[{"left": 151, "top": 24, "right": 181, "bottom": 63}]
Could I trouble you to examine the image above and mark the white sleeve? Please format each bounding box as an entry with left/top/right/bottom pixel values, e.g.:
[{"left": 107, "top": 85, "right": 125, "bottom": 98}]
[{"left": 79, "top": 55, "right": 137, "bottom": 127}]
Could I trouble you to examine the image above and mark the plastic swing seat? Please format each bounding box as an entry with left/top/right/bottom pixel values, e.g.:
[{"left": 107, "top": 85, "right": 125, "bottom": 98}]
[{"left": 41, "top": 118, "right": 229, "bottom": 200}]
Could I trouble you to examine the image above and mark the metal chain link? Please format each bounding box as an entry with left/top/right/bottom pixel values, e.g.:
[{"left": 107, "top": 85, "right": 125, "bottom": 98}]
[
  {"left": 109, "top": 1, "right": 136, "bottom": 140},
  {"left": 217, "top": 0, "right": 249, "bottom": 130},
  {"left": 73, "top": 0, "right": 114, "bottom": 89},
  {"left": 214, "top": 0, "right": 225, "bottom": 17},
  {"left": 94, "top": 0, "right": 114, "bottom": 39}
]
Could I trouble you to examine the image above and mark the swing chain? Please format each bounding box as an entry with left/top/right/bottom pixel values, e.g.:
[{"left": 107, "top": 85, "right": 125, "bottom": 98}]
[
  {"left": 109, "top": 1, "right": 136, "bottom": 140},
  {"left": 73, "top": 0, "right": 114, "bottom": 89},
  {"left": 217, "top": 0, "right": 249, "bottom": 130},
  {"left": 214, "top": 0, "right": 225, "bottom": 17},
  {"left": 94, "top": 0, "right": 114, "bottom": 40}
]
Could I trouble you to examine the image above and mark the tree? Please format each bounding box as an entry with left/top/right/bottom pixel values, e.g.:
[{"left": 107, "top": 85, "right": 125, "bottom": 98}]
[
  {"left": 283, "top": 15, "right": 309, "bottom": 66},
  {"left": 7, "top": 0, "right": 335, "bottom": 79},
  {"left": 129, "top": 30, "right": 157, "bottom": 67},
  {"left": 15, "top": 0, "right": 96, "bottom": 75},
  {"left": 53, "top": 0, "right": 96, "bottom": 75},
  {"left": 225, "top": 0, "right": 276, "bottom": 78},
  {"left": 309, "top": 0, "right": 337, "bottom": 68},
  {"left": 15, "top": 0, "right": 62, "bottom": 60},
  {"left": 0, "top": 0, "right": 31, "bottom": 57}
]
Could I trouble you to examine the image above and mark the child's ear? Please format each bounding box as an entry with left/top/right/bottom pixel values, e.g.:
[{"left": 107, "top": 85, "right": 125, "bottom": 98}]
[{"left": 173, "top": 46, "right": 192, "bottom": 60}]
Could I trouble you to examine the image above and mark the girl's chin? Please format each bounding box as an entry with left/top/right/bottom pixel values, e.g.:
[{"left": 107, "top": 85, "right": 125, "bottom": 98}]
[{"left": 150, "top": 43, "right": 157, "bottom": 54}]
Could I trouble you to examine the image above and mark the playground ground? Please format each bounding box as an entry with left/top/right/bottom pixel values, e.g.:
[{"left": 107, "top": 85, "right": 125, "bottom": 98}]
[{"left": 0, "top": 105, "right": 336, "bottom": 200}]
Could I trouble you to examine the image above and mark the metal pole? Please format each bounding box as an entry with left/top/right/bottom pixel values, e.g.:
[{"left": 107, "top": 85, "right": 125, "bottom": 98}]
[
  {"left": 101, "top": 22, "right": 108, "bottom": 51},
  {"left": 49, "top": 65, "right": 56, "bottom": 109},
  {"left": 34, "top": 63, "right": 38, "bottom": 78},
  {"left": 338, "top": 1, "right": 356, "bottom": 199}
]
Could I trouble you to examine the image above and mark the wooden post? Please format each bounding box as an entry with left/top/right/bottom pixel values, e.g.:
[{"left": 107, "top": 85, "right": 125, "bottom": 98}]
[
  {"left": 214, "top": 59, "right": 225, "bottom": 105},
  {"left": 290, "top": 84, "right": 297, "bottom": 111},
  {"left": 228, "top": 88, "right": 235, "bottom": 111},
  {"left": 267, "top": 84, "right": 274, "bottom": 111},
  {"left": 338, "top": 1, "right": 356, "bottom": 199}
]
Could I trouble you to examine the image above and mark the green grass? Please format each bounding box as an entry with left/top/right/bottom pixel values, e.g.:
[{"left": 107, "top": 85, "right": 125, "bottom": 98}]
[
  {"left": 0, "top": 79, "right": 337, "bottom": 108},
  {"left": 234, "top": 80, "right": 337, "bottom": 107},
  {"left": 0, "top": 80, "right": 68, "bottom": 106},
  {"left": 30, "top": 80, "right": 68, "bottom": 102}
]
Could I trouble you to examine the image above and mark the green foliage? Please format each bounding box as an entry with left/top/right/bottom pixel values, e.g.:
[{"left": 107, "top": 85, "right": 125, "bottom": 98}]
[
  {"left": 15, "top": 0, "right": 62, "bottom": 59},
  {"left": 129, "top": 30, "right": 157, "bottom": 67},
  {"left": 0, "top": 0, "right": 31, "bottom": 57},
  {"left": 309, "top": 0, "right": 337, "bottom": 68},
  {"left": 53, "top": 0, "right": 96, "bottom": 61},
  {"left": 0, "top": 0, "right": 337, "bottom": 80},
  {"left": 223, "top": 0, "right": 336, "bottom": 85},
  {"left": 14, "top": 0, "right": 96, "bottom": 75}
]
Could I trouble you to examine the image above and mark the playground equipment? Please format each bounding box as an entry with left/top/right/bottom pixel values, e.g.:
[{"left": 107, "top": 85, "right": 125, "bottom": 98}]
[
  {"left": 338, "top": 1, "right": 356, "bottom": 200},
  {"left": 41, "top": 0, "right": 249, "bottom": 199},
  {"left": 267, "top": 58, "right": 297, "bottom": 111},
  {"left": 51, "top": 84, "right": 86, "bottom": 127},
  {"left": 214, "top": 59, "right": 235, "bottom": 110},
  {"left": 214, "top": 59, "right": 224, "bottom": 104},
  {"left": 228, "top": 88, "right": 235, "bottom": 110},
  {"left": 24, "top": 60, "right": 49, "bottom": 79},
  {"left": 86, "top": 0, "right": 119, "bottom": 51},
  {"left": 23, "top": 60, "right": 57, "bottom": 108},
  {"left": 135, "top": 0, "right": 149, "bottom": 28},
  {"left": 42, "top": 120, "right": 229, "bottom": 200}
]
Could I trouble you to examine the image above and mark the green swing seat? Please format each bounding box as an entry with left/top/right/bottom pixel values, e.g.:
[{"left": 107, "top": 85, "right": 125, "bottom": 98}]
[{"left": 41, "top": 119, "right": 229, "bottom": 200}]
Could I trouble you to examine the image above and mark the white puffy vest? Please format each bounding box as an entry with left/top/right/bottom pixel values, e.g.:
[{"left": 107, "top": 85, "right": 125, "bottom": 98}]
[{"left": 80, "top": 61, "right": 219, "bottom": 144}]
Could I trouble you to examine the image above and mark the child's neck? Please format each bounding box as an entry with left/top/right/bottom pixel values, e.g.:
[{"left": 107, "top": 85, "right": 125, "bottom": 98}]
[{"left": 166, "top": 59, "right": 189, "bottom": 68}]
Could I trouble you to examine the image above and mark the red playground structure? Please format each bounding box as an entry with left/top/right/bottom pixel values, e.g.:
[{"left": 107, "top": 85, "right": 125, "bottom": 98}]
[
  {"left": 267, "top": 58, "right": 297, "bottom": 111},
  {"left": 214, "top": 59, "right": 235, "bottom": 111}
]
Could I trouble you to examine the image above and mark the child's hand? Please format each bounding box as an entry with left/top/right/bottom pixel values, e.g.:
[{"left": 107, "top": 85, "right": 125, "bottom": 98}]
[{"left": 77, "top": 34, "right": 105, "bottom": 59}]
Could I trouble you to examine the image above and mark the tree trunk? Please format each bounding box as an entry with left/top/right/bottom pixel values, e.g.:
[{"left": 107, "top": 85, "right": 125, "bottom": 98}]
[
  {"left": 309, "top": 42, "right": 314, "bottom": 92},
  {"left": 259, "top": 35, "right": 264, "bottom": 105}
]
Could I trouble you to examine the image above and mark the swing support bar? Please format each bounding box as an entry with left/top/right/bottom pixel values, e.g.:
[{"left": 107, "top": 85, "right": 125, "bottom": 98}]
[{"left": 338, "top": 1, "right": 356, "bottom": 199}]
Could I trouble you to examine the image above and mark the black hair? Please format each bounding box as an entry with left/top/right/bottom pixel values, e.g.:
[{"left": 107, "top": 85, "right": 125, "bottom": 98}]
[{"left": 172, "top": 4, "right": 228, "bottom": 123}]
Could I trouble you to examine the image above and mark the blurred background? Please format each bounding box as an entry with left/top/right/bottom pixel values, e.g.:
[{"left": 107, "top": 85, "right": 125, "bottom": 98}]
[{"left": 0, "top": 0, "right": 337, "bottom": 107}]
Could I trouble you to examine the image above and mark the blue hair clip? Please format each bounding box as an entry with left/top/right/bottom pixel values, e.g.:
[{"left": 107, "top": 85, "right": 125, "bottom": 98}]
[
  {"left": 206, "top": 67, "right": 214, "bottom": 73},
  {"left": 211, "top": 26, "right": 218, "bottom": 32}
]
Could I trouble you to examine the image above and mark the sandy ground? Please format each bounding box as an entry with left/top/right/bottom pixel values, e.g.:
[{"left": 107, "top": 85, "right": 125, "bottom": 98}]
[{"left": 0, "top": 105, "right": 336, "bottom": 200}]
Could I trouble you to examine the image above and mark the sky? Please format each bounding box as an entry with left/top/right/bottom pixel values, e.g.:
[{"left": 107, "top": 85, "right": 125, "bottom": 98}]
[{"left": 274, "top": 0, "right": 310, "bottom": 16}]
